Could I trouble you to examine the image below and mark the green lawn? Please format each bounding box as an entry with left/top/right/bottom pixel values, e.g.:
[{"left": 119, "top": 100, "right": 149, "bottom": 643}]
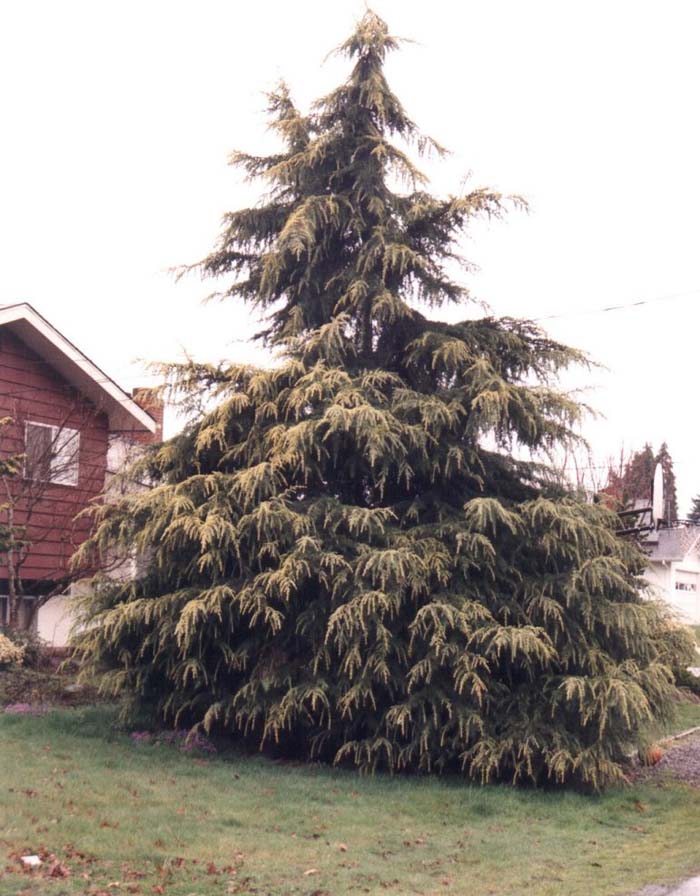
[
  {"left": 2, "top": 706, "right": 700, "bottom": 896},
  {"left": 662, "top": 700, "right": 700, "bottom": 735}
]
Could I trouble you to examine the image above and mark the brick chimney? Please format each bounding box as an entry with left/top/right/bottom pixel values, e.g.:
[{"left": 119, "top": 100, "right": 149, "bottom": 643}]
[{"left": 131, "top": 387, "right": 164, "bottom": 444}]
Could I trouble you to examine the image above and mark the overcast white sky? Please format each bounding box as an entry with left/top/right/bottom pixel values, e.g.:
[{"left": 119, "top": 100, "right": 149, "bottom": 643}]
[{"left": 1, "top": 1, "right": 699, "bottom": 510}]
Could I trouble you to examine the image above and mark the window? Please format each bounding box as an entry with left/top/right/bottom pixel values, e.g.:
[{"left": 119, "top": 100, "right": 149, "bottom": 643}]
[
  {"left": 24, "top": 421, "right": 80, "bottom": 486},
  {"left": 675, "top": 581, "right": 697, "bottom": 592},
  {"left": 675, "top": 571, "right": 699, "bottom": 593}
]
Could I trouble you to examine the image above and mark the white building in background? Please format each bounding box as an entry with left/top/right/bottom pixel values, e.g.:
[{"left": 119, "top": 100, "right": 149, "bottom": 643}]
[{"left": 643, "top": 526, "right": 700, "bottom": 624}]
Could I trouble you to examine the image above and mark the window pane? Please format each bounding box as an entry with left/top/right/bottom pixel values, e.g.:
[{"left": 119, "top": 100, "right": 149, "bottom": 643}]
[
  {"left": 25, "top": 423, "right": 53, "bottom": 481},
  {"left": 51, "top": 427, "right": 80, "bottom": 486}
]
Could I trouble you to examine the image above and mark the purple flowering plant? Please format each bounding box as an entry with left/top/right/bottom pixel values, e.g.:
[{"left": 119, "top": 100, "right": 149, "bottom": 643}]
[
  {"left": 129, "top": 728, "right": 217, "bottom": 754},
  {"left": 4, "top": 703, "right": 48, "bottom": 716}
]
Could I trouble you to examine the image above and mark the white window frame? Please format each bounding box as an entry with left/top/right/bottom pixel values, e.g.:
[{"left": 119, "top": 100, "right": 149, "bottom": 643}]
[
  {"left": 675, "top": 581, "right": 697, "bottom": 592},
  {"left": 24, "top": 420, "right": 80, "bottom": 487}
]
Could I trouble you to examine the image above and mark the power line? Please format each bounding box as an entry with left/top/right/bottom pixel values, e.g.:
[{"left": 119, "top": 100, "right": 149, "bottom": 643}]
[
  {"left": 2, "top": 286, "right": 700, "bottom": 422},
  {"left": 533, "top": 288, "right": 700, "bottom": 322},
  {"left": 556, "top": 459, "right": 694, "bottom": 472}
]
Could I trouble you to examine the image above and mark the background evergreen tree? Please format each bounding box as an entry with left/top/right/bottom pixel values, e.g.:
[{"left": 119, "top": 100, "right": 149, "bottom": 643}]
[
  {"left": 687, "top": 495, "right": 700, "bottom": 523},
  {"left": 602, "top": 443, "right": 678, "bottom": 522},
  {"left": 75, "top": 12, "right": 693, "bottom": 789},
  {"left": 621, "top": 443, "right": 655, "bottom": 508},
  {"left": 655, "top": 442, "right": 678, "bottom": 522}
]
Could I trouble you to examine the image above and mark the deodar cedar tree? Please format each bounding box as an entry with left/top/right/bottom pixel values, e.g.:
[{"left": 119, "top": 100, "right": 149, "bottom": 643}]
[{"left": 73, "top": 11, "right": 694, "bottom": 790}]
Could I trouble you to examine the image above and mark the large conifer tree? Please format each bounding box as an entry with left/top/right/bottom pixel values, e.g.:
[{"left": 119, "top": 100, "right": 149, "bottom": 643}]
[{"left": 75, "top": 12, "right": 691, "bottom": 789}]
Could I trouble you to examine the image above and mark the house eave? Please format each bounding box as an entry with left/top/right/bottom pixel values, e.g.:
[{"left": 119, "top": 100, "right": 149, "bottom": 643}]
[{"left": 0, "top": 303, "right": 157, "bottom": 434}]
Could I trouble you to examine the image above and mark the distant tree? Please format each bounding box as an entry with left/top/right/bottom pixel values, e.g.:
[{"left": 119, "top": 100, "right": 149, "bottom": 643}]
[
  {"left": 74, "top": 11, "right": 692, "bottom": 790},
  {"left": 600, "top": 442, "right": 677, "bottom": 521},
  {"left": 688, "top": 494, "right": 700, "bottom": 524},
  {"left": 655, "top": 442, "right": 678, "bottom": 521},
  {"left": 596, "top": 446, "right": 635, "bottom": 510},
  {"left": 622, "top": 443, "right": 655, "bottom": 507}
]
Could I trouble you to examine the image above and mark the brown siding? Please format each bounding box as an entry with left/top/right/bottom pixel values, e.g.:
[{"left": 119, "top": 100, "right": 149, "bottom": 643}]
[{"left": 0, "top": 328, "right": 108, "bottom": 584}]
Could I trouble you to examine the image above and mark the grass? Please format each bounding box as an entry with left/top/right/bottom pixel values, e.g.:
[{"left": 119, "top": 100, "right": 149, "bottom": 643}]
[
  {"left": 1, "top": 706, "right": 700, "bottom": 895},
  {"left": 662, "top": 700, "right": 700, "bottom": 735}
]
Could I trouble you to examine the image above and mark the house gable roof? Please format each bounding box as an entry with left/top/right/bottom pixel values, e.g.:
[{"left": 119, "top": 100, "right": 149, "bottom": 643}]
[
  {"left": 644, "top": 526, "right": 700, "bottom": 563},
  {"left": 0, "top": 302, "right": 157, "bottom": 435}
]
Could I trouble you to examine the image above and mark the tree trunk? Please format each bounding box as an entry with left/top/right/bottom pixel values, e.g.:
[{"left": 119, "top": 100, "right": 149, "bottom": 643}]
[
  {"left": 4, "top": 494, "right": 20, "bottom": 629},
  {"left": 6, "top": 546, "right": 19, "bottom": 630},
  {"left": 23, "top": 597, "right": 39, "bottom": 633}
]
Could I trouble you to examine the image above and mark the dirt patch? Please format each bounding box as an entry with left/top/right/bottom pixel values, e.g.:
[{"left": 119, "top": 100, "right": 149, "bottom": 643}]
[
  {"left": 633, "top": 732, "right": 700, "bottom": 787},
  {"left": 0, "top": 664, "right": 100, "bottom": 709},
  {"left": 654, "top": 733, "right": 700, "bottom": 786}
]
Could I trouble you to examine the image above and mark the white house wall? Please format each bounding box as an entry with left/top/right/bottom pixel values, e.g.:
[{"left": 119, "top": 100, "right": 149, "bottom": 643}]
[
  {"left": 36, "top": 594, "right": 73, "bottom": 647},
  {"left": 669, "top": 560, "right": 700, "bottom": 624},
  {"left": 645, "top": 559, "right": 700, "bottom": 625},
  {"left": 644, "top": 562, "right": 671, "bottom": 600}
]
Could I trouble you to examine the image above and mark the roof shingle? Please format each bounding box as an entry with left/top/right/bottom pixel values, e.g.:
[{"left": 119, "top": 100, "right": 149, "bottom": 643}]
[{"left": 644, "top": 526, "right": 700, "bottom": 562}]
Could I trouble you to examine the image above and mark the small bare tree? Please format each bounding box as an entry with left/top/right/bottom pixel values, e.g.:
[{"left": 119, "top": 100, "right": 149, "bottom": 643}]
[
  {"left": 0, "top": 419, "right": 24, "bottom": 619},
  {"left": 0, "top": 400, "right": 102, "bottom": 632},
  {"left": 545, "top": 442, "right": 631, "bottom": 506}
]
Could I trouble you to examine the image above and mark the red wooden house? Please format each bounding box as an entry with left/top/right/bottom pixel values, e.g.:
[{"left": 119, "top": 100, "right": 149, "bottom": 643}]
[{"left": 0, "top": 302, "right": 160, "bottom": 644}]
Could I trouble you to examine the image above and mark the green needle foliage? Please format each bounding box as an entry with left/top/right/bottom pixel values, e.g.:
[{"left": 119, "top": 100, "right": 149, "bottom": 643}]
[{"left": 74, "top": 12, "right": 693, "bottom": 789}]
